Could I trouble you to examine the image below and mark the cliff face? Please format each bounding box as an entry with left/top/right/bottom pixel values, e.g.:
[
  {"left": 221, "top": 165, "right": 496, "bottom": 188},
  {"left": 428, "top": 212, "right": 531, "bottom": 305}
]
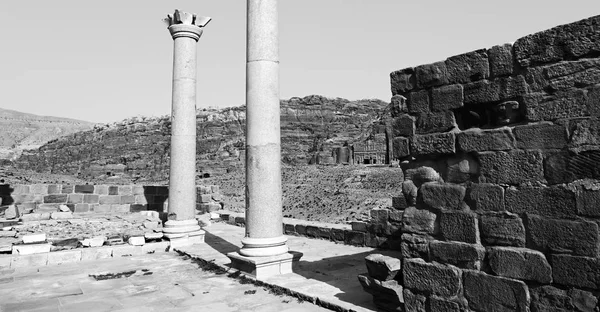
[
  {"left": 0, "top": 108, "right": 95, "bottom": 161},
  {"left": 15, "top": 95, "right": 388, "bottom": 180}
]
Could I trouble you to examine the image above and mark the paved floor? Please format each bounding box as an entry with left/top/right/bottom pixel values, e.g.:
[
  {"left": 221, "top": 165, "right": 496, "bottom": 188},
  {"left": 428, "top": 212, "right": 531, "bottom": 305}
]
[
  {"left": 178, "top": 222, "right": 402, "bottom": 312},
  {"left": 0, "top": 252, "right": 331, "bottom": 312}
]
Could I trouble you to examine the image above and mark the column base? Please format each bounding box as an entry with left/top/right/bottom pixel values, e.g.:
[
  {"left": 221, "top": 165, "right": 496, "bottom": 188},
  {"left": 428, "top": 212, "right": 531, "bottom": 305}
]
[
  {"left": 239, "top": 236, "right": 289, "bottom": 257},
  {"left": 163, "top": 219, "right": 204, "bottom": 248},
  {"left": 227, "top": 251, "right": 303, "bottom": 279}
]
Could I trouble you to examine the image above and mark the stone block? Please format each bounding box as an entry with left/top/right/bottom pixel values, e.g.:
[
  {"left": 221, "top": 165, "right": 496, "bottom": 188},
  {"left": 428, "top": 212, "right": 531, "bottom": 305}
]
[
  {"left": 119, "top": 195, "right": 134, "bottom": 204},
  {"left": 415, "top": 61, "right": 448, "bottom": 88},
  {"left": 456, "top": 128, "right": 515, "bottom": 152},
  {"left": 402, "top": 207, "right": 437, "bottom": 235},
  {"left": 99, "top": 195, "right": 121, "bottom": 205},
  {"left": 578, "top": 188, "right": 600, "bottom": 217},
  {"left": 480, "top": 212, "right": 525, "bottom": 247},
  {"left": 440, "top": 211, "right": 479, "bottom": 243},
  {"left": 11, "top": 253, "right": 48, "bottom": 268},
  {"left": 305, "top": 226, "right": 330, "bottom": 239},
  {"left": 463, "top": 76, "right": 528, "bottom": 105},
  {"left": 61, "top": 185, "right": 73, "bottom": 194},
  {"left": 431, "top": 84, "right": 463, "bottom": 112},
  {"left": 365, "top": 233, "right": 387, "bottom": 248},
  {"left": 478, "top": 150, "right": 544, "bottom": 184},
  {"left": 132, "top": 185, "right": 144, "bottom": 195},
  {"left": 564, "top": 117, "right": 600, "bottom": 148},
  {"left": 20, "top": 213, "right": 50, "bottom": 222},
  {"left": 118, "top": 185, "right": 132, "bottom": 195},
  {"left": 73, "top": 204, "right": 90, "bottom": 213},
  {"left": 47, "top": 250, "right": 82, "bottom": 265},
  {"left": 505, "top": 186, "right": 576, "bottom": 218},
  {"left": 390, "top": 68, "right": 415, "bottom": 95},
  {"left": 391, "top": 195, "right": 407, "bottom": 210},
  {"left": 30, "top": 184, "right": 48, "bottom": 195},
  {"left": 12, "top": 243, "right": 51, "bottom": 255},
  {"left": 445, "top": 49, "right": 489, "bottom": 84},
  {"left": 358, "top": 274, "right": 403, "bottom": 312},
  {"left": 43, "top": 194, "right": 67, "bottom": 204},
  {"left": 420, "top": 182, "right": 466, "bottom": 211},
  {"left": 523, "top": 89, "right": 588, "bottom": 121},
  {"left": 410, "top": 132, "right": 455, "bottom": 156},
  {"left": 129, "top": 204, "right": 146, "bottom": 212},
  {"left": 330, "top": 228, "right": 345, "bottom": 241},
  {"left": 391, "top": 114, "right": 415, "bottom": 137},
  {"left": 127, "top": 236, "right": 145, "bottom": 246},
  {"left": 81, "top": 236, "right": 105, "bottom": 247},
  {"left": 74, "top": 185, "right": 94, "bottom": 194},
  {"left": 344, "top": 231, "right": 365, "bottom": 246},
  {"left": 67, "top": 194, "right": 83, "bottom": 204},
  {"left": 408, "top": 90, "right": 430, "bottom": 113},
  {"left": 50, "top": 211, "right": 72, "bottom": 220},
  {"left": 93, "top": 185, "right": 108, "bottom": 195},
  {"left": 22, "top": 233, "right": 46, "bottom": 244},
  {"left": 531, "top": 285, "right": 598, "bottom": 312},
  {"left": 351, "top": 221, "right": 367, "bottom": 232},
  {"left": 112, "top": 245, "right": 143, "bottom": 257},
  {"left": 551, "top": 254, "right": 600, "bottom": 288},
  {"left": 464, "top": 270, "right": 530, "bottom": 312},
  {"left": 94, "top": 204, "right": 111, "bottom": 213},
  {"left": 513, "top": 15, "right": 600, "bottom": 67},
  {"left": 199, "top": 194, "right": 213, "bottom": 203},
  {"left": 108, "top": 186, "right": 118, "bottom": 195},
  {"left": 370, "top": 208, "right": 389, "bottom": 225},
  {"left": 403, "top": 288, "right": 426, "bottom": 312},
  {"left": 0, "top": 255, "right": 11, "bottom": 268},
  {"left": 83, "top": 194, "right": 99, "bottom": 204},
  {"left": 488, "top": 247, "right": 552, "bottom": 284},
  {"left": 514, "top": 122, "right": 567, "bottom": 149},
  {"left": 527, "top": 214, "right": 598, "bottom": 257},
  {"left": 429, "top": 296, "right": 462, "bottom": 312},
  {"left": 488, "top": 43, "right": 513, "bottom": 77},
  {"left": 403, "top": 258, "right": 461, "bottom": 297},
  {"left": 135, "top": 195, "right": 149, "bottom": 205},
  {"left": 294, "top": 224, "right": 306, "bottom": 235},
  {"left": 365, "top": 253, "right": 401, "bottom": 281},
  {"left": 415, "top": 111, "right": 455, "bottom": 134},
  {"left": 392, "top": 137, "right": 410, "bottom": 159},
  {"left": 390, "top": 95, "right": 408, "bottom": 117},
  {"left": 81, "top": 247, "right": 113, "bottom": 261},
  {"left": 466, "top": 183, "right": 504, "bottom": 211},
  {"left": 47, "top": 185, "right": 61, "bottom": 194},
  {"left": 430, "top": 240, "right": 485, "bottom": 269}
]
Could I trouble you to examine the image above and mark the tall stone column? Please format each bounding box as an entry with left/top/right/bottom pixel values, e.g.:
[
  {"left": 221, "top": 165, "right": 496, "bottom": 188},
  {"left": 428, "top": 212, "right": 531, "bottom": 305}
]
[
  {"left": 228, "top": 0, "right": 301, "bottom": 279},
  {"left": 162, "top": 10, "right": 211, "bottom": 243}
]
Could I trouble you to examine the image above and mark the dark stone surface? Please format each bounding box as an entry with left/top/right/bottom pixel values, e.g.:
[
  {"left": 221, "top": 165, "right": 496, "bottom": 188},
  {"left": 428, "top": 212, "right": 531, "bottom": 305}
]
[
  {"left": 43, "top": 194, "right": 68, "bottom": 204},
  {"left": 446, "top": 154, "right": 479, "bottom": 183},
  {"left": 74, "top": 185, "right": 94, "bottom": 194},
  {"left": 415, "top": 111, "right": 456, "bottom": 134},
  {"left": 488, "top": 246, "right": 552, "bottom": 283},
  {"left": 401, "top": 207, "right": 437, "bottom": 235},
  {"left": 358, "top": 274, "right": 403, "bottom": 312},
  {"left": 410, "top": 132, "right": 456, "bottom": 156},
  {"left": 577, "top": 188, "right": 600, "bottom": 217},
  {"left": 365, "top": 253, "right": 401, "bottom": 281},
  {"left": 480, "top": 212, "right": 525, "bottom": 247},
  {"left": 527, "top": 214, "right": 599, "bottom": 257},
  {"left": 463, "top": 270, "right": 530, "bottom": 312},
  {"left": 392, "top": 137, "right": 410, "bottom": 159},
  {"left": 456, "top": 128, "right": 515, "bottom": 152},
  {"left": 391, "top": 114, "right": 415, "bottom": 137},
  {"left": 531, "top": 285, "right": 598, "bottom": 312},
  {"left": 390, "top": 68, "right": 415, "bottom": 95},
  {"left": 415, "top": 62, "right": 448, "bottom": 89},
  {"left": 514, "top": 122, "right": 568, "bottom": 149},
  {"left": 390, "top": 95, "right": 408, "bottom": 117},
  {"left": 420, "top": 182, "right": 466, "bottom": 211},
  {"left": 523, "top": 89, "right": 588, "bottom": 121},
  {"left": 445, "top": 49, "right": 489, "bottom": 84},
  {"left": 463, "top": 76, "right": 528, "bottom": 105},
  {"left": 431, "top": 84, "right": 464, "bottom": 112},
  {"left": 403, "top": 258, "right": 461, "bottom": 297},
  {"left": 391, "top": 195, "right": 408, "bottom": 210},
  {"left": 429, "top": 240, "right": 485, "bottom": 269},
  {"left": 439, "top": 211, "right": 479, "bottom": 243},
  {"left": 551, "top": 254, "right": 600, "bottom": 288},
  {"left": 505, "top": 186, "right": 577, "bottom": 217},
  {"left": 344, "top": 231, "right": 365, "bottom": 246},
  {"left": 428, "top": 296, "right": 462, "bottom": 312},
  {"left": 466, "top": 183, "right": 505, "bottom": 211},
  {"left": 401, "top": 233, "right": 430, "bottom": 260},
  {"left": 488, "top": 44, "right": 514, "bottom": 78},
  {"left": 408, "top": 90, "right": 430, "bottom": 114},
  {"left": 403, "top": 288, "right": 426, "bottom": 312},
  {"left": 478, "top": 150, "right": 544, "bottom": 185}
]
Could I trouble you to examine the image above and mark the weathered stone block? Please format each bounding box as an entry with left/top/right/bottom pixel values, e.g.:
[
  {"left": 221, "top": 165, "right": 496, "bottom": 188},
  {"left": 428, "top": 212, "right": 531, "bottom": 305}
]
[
  {"left": 505, "top": 186, "right": 576, "bottom": 217},
  {"left": 11, "top": 253, "right": 48, "bottom": 268},
  {"left": 431, "top": 84, "right": 463, "bottom": 111},
  {"left": 466, "top": 183, "right": 504, "bottom": 211},
  {"left": 120, "top": 195, "right": 135, "bottom": 204},
  {"left": 392, "top": 137, "right": 410, "bottom": 159},
  {"left": 67, "top": 194, "right": 83, "bottom": 204},
  {"left": 81, "top": 247, "right": 113, "bottom": 261},
  {"left": 47, "top": 250, "right": 82, "bottom": 265},
  {"left": 446, "top": 154, "right": 479, "bottom": 183},
  {"left": 43, "top": 194, "right": 67, "bottom": 204},
  {"left": 478, "top": 150, "right": 544, "bottom": 184},
  {"left": 488, "top": 44, "right": 513, "bottom": 77},
  {"left": 578, "top": 188, "right": 600, "bottom": 217},
  {"left": 391, "top": 195, "right": 407, "bottom": 210},
  {"left": 47, "top": 185, "right": 61, "bottom": 194},
  {"left": 415, "top": 61, "right": 448, "bottom": 89},
  {"left": 344, "top": 231, "right": 365, "bottom": 246},
  {"left": 523, "top": 89, "right": 588, "bottom": 121},
  {"left": 430, "top": 240, "right": 485, "bottom": 269},
  {"left": 551, "top": 254, "right": 600, "bottom": 288},
  {"left": 12, "top": 243, "right": 51, "bottom": 255},
  {"left": 351, "top": 221, "right": 367, "bottom": 232},
  {"left": 30, "top": 184, "right": 48, "bottom": 195},
  {"left": 403, "top": 258, "right": 461, "bottom": 297},
  {"left": 99, "top": 195, "right": 121, "bottom": 205},
  {"left": 390, "top": 68, "right": 415, "bottom": 95},
  {"left": 514, "top": 122, "right": 567, "bottom": 149},
  {"left": 371, "top": 208, "right": 389, "bottom": 225},
  {"left": 531, "top": 285, "right": 598, "bottom": 312},
  {"left": 415, "top": 111, "right": 455, "bottom": 134},
  {"left": 429, "top": 296, "right": 462, "bottom": 312},
  {"left": 365, "top": 253, "right": 401, "bottom": 281},
  {"left": 74, "top": 185, "right": 94, "bottom": 194},
  {"left": 456, "top": 128, "right": 515, "bottom": 152},
  {"left": 445, "top": 49, "right": 489, "bottom": 84},
  {"left": 365, "top": 233, "right": 387, "bottom": 248},
  {"left": 488, "top": 247, "right": 552, "bottom": 284},
  {"left": 391, "top": 114, "right": 415, "bottom": 138},
  {"left": 564, "top": 117, "right": 600, "bottom": 148},
  {"left": 108, "top": 186, "right": 119, "bottom": 195},
  {"left": 83, "top": 194, "right": 99, "bottom": 204},
  {"left": 401, "top": 233, "right": 430, "bottom": 260},
  {"left": 463, "top": 76, "right": 528, "bottom": 105},
  {"left": 388, "top": 210, "right": 403, "bottom": 223},
  {"left": 51, "top": 211, "right": 72, "bottom": 220},
  {"left": 480, "top": 212, "right": 525, "bottom": 247},
  {"left": 305, "top": 226, "right": 330, "bottom": 239},
  {"left": 410, "top": 132, "right": 455, "bottom": 156},
  {"left": 74, "top": 204, "right": 90, "bottom": 213},
  {"left": 94, "top": 185, "right": 108, "bottom": 195},
  {"left": 118, "top": 185, "right": 132, "bottom": 195},
  {"left": 403, "top": 288, "right": 426, "bottom": 312},
  {"left": 464, "top": 270, "right": 530, "bottom": 312},
  {"left": 389, "top": 95, "right": 408, "bottom": 118},
  {"left": 527, "top": 214, "right": 599, "bottom": 257},
  {"left": 440, "top": 211, "right": 479, "bottom": 244},
  {"left": 402, "top": 207, "right": 437, "bottom": 235},
  {"left": 358, "top": 274, "right": 403, "bottom": 312},
  {"left": 408, "top": 90, "right": 430, "bottom": 114},
  {"left": 420, "top": 182, "right": 466, "bottom": 211}
]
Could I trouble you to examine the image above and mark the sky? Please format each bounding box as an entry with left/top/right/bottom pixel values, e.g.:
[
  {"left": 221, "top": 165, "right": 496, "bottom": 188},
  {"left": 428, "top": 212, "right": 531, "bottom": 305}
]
[{"left": 0, "top": 1, "right": 598, "bottom": 124}]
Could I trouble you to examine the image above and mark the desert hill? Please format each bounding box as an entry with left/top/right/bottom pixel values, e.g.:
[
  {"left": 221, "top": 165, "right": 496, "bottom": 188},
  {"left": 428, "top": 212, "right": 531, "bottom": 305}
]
[
  {"left": 0, "top": 108, "right": 96, "bottom": 160},
  {"left": 15, "top": 95, "right": 390, "bottom": 181}
]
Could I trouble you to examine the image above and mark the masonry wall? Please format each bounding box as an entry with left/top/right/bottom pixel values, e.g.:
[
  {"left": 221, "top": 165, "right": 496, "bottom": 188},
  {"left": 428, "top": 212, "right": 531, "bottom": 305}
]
[
  {"left": 0, "top": 184, "right": 222, "bottom": 218},
  {"left": 358, "top": 15, "right": 600, "bottom": 312}
]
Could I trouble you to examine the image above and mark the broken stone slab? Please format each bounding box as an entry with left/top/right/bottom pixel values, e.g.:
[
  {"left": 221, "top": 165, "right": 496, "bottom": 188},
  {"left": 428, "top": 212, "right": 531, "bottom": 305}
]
[
  {"left": 144, "top": 232, "right": 163, "bottom": 240},
  {"left": 51, "top": 211, "right": 73, "bottom": 220},
  {"left": 365, "top": 253, "right": 401, "bottom": 281},
  {"left": 22, "top": 233, "right": 47, "bottom": 244},
  {"left": 139, "top": 211, "right": 160, "bottom": 220},
  {"left": 358, "top": 274, "right": 403, "bottom": 312},
  {"left": 0, "top": 231, "right": 16, "bottom": 238},
  {"left": 143, "top": 221, "right": 159, "bottom": 229},
  {"left": 81, "top": 236, "right": 106, "bottom": 248},
  {"left": 4, "top": 205, "right": 19, "bottom": 220},
  {"left": 128, "top": 236, "right": 145, "bottom": 246},
  {"left": 12, "top": 243, "right": 51, "bottom": 255},
  {"left": 20, "top": 213, "right": 50, "bottom": 222},
  {"left": 58, "top": 204, "right": 71, "bottom": 212}
]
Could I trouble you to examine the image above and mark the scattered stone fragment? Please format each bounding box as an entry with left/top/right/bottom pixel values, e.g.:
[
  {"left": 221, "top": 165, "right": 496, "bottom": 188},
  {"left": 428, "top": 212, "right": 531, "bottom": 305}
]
[
  {"left": 0, "top": 231, "right": 16, "bottom": 238},
  {"left": 140, "top": 211, "right": 160, "bottom": 220},
  {"left": 106, "top": 236, "right": 124, "bottom": 246},
  {"left": 50, "top": 211, "right": 73, "bottom": 220},
  {"left": 81, "top": 236, "right": 105, "bottom": 247},
  {"left": 144, "top": 232, "right": 163, "bottom": 240},
  {"left": 22, "top": 233, "right": 47, "bottom": 244},
  {"left": 4, "top": 205, "right": 19, "bottom": 220},
  {"left": 59, "top": 204, "right": 71, "bottom": 212},
  {"left": 128, "top": 236, "right": 145, "bottom": 246},
  {"left": 365, "top": 254, "right": 401, "bottom": 281},
  {"left": 143, "top": 221, "right": 159, "bottom": 229}
]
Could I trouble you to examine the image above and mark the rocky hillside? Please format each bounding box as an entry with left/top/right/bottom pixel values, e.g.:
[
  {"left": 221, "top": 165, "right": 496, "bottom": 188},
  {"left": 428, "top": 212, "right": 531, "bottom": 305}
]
[
  {"left": 15, "top": 96, "right": 389, "bottom": 181},
  {"left": 0, "top": 108, "right": 95, "bottom": 160}
]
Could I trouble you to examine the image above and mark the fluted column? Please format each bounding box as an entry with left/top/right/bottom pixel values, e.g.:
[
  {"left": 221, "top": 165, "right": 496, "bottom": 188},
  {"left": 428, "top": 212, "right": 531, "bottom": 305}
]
[{"left": 162, "top": 9, "right": 211, "bottom": 240}]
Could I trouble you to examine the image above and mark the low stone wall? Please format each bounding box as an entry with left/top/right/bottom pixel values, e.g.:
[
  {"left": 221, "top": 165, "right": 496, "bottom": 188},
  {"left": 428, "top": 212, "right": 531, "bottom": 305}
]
[{"left": 0, "top": 183, "right": 222, "bottom": 217}]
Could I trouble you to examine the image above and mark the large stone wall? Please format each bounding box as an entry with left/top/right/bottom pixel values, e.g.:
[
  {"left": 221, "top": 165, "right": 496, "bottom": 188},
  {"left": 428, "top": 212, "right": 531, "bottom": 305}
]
[{"left": 359, "top": 15, "right": 600, "bottom": 311}]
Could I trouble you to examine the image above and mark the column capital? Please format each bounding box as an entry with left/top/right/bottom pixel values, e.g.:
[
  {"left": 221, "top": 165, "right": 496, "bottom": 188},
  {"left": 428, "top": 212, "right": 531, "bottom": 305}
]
[{"left": 164, "top": 9, "right": 211, "bottom": 41}]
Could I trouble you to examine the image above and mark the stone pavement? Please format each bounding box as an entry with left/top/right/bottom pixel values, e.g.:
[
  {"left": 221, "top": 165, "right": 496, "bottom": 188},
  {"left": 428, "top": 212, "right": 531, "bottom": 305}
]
[
  {"left": 0, "top": 251, "right": 331, "bottom": 312},
  {"left": 177, "top": 222, "right": 400, "bottom": 312}
]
